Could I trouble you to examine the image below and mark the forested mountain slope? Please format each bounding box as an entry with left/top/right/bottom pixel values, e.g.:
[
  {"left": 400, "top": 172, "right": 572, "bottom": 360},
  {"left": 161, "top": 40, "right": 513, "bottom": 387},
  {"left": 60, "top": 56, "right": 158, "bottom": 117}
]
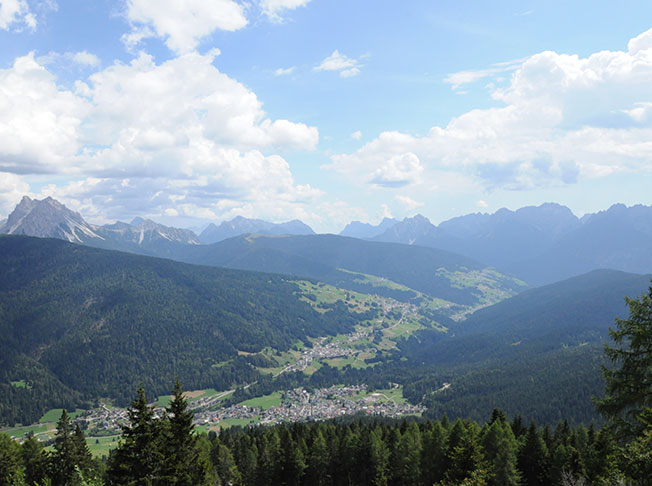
[
  {"left": 178, "top": 233, "right": 526, "bottom": 308},
  {"left": 391, "top": 270, "right": 651, "bottom": 423},
  {"left": 0, "top": 235, "right": 367, "bottom": 424}
]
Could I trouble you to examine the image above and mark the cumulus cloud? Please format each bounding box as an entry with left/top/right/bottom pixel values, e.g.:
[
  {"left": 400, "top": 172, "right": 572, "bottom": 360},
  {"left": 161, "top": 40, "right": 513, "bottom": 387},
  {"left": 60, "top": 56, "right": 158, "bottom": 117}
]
[
  {"left": 370, "top": 153, "right": 423, "bottom": 188},
  {"left": 329, "top": 27, "right": 652, "bottom": 191},
  {"left": 0, "top": 172, "right": 29, "bottom": 215},
  {"left": 260, "top": 0, "right": 311, "bottom": 22},
  {"left": 314, "top": 50, "right": 361, "bottom": 77},
  {"left": 123, "top": 0, "right": 248, "bottom": 54},
  {"left": 0, "top": 52, "right": 90, "bottom": 174},
  {"left": 0, "top": 0, "right": 35, "bottom": 30},
  {"left": 351, "top": 130, "right": 362, "bottom": 140},
  {"left": 0, "top": 49, "right": 321, "bottom": 224}
]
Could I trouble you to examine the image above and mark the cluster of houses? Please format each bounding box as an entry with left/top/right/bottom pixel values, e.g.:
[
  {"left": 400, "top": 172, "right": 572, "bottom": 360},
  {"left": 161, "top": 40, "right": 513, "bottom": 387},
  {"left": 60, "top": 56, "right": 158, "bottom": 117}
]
[{"left": 194, "top": 385, "right": 424, "bottom": 428}]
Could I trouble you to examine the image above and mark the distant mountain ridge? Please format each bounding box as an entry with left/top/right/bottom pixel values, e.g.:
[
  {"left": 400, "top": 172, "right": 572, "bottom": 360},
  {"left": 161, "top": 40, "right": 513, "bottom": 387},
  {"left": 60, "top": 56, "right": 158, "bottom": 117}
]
[
  {"left": 0, "top": 196, "right": 103, "bottom": 243},
  {"left": 0, "top": 196, "right": 201, "bottom": 257},
  {"left": 200, "top": 216, "right": 314, "bottom": 244},
  {"left": 3, "top": 196, "right": 652, "bottom": 286},
  {"left": 339, "top": 217, "right": 398, "bottom": 239},
  {"left": 372, "top": 203, "right": 652, "bottom": 284}
]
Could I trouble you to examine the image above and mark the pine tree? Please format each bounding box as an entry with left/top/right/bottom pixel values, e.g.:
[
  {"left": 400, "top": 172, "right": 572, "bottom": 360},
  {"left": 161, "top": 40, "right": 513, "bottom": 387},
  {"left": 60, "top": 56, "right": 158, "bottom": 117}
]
[
  {"left": 420, "top": 421, "right": 447, "bottom": 486},
  {"left": 480, "top": 419, "right": 520, "bottom": 486},
  {"left": 159, "top": 380, "right": 206, "bottom": 486},
  {"left": 0, "top": 433, "right": 24, "bottom": 486},
  {"left": 368, "top": 427, "right": 390, "bottom": 486},
  {"left": 107, "top": 386, "right": 163, "bottom": 485},
  {"left": 390, "top": 422, "right": 421, "bottom": 486},
  {"left": 444, "top": 422, "right": 484, "bottom": 485},
  {"left": 72, "top": 424, "right": 94, "bottom": 478},
  {"left": 305, "top": 429, "right": 330, "bottom": 486},
  {"left": 211, "top": 440, "right": 241, "bottom": 486},
  {"left": 21, "top": 432, "right": 48, "bottom": 486},
  {"left": 597, "top": 280, "right": 652, "bottom": 438},
  {"left": 517, "top": 422, "right": 549, "bottom": 486},
  {"left": 621, "top": 407, "right": 652, "bottom": 483},
  {"left": 51, "top": 409, "right": 80, "bottom": 486}
]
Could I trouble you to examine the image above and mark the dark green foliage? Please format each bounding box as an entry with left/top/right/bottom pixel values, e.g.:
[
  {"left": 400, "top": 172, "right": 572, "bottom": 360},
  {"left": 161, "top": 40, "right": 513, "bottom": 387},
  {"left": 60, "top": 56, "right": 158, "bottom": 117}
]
[
  {"left": 107, "top": 383, "right": 214, "bottom": 486},
  {"left": 0, "top": 235, "right": 367, "bottom": 424},
  {"left": 479, "top": 418, "right": 520, "bottom": 486},
  {"left": 597, "top": 280, "right": 652, "bottom": 436},
  {"left": 159, "top": 381, "right": 206, "bottom": 486},
  {"left": 107, "top": 387, "right": 163, "bottom": 485},
  {"left": 21, "top": 433, "right": 48, "bottom": 486},
  {"left": 0, "top": 432, "right": 23, "bottom": 486},
  {"left": 418, "top": 344, "right": 607, "bottom": 425},
  {"left": 517, "top": 422, "right": 550, "bottom": 486},
  {"left": 204, "top": 414, "right": 630, "bottom": 486},
  {"left": 1, "top": 399, "right": 647, "bottom": 486},
  {"left": 50, "top": 410, "right": 80, "bottom": 486}
]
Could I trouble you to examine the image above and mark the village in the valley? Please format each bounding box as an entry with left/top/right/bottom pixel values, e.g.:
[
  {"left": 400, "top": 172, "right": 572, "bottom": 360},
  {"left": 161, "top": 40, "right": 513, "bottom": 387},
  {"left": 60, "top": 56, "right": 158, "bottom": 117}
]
[{"left": 7, "top": 296, "right": 427, "bottom": 444}]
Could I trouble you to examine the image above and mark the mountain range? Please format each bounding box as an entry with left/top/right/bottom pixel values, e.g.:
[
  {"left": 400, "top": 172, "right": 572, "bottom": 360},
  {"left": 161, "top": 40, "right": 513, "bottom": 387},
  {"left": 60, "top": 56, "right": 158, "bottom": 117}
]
[
  {"left": 372, "top": 203, "right": 652, "bottom": 285},
  {"left": 199, "top": 216, "right": 315, "bottom": 244},
  {"left": 2, "top": 196, "right": 652, "bottom": 287},
  {"left": 339, "top": 217, "right": 398, "bottom": 239},
  {"left": 0, "top": 196, "right": 201, "bottom": 258}
]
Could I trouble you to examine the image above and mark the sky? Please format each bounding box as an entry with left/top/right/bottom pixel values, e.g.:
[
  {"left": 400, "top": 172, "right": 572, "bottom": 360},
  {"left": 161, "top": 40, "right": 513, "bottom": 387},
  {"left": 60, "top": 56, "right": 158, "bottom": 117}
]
[{"left": 1, "top": 0, "right": 652, "bottom": 233}]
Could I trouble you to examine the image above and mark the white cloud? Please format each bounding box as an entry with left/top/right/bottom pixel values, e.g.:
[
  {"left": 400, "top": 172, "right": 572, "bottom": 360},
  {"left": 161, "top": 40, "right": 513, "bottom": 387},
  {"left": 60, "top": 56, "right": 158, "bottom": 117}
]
[
  {"left": 38, "top": 50, "right": 101, "bottom": 69},
  {"left": 72, "top": 51, "right": 101, "bottom": 67},
  {"left": 123, "top": 0, "right": 248, "bottom": 54},
  {"left": 0, "top": 52, "right": 90, "bottom": 174},
  {"left": 475, "top": 200, "right": 488, "bottom": 209},
  {"left": 351, "top": 130, "right": 362, "bottom": 140},
  {"left": 314, "top": 50, "right": 362, "bottom": 78},
  {"left": 0, "top": 50, "right": 321, "bottom": 224},
  {"left": 0, "top": 172, "right": 29, "bottom": 215},
  {"left": 0, "top": 0, "right": 35, "bottom": 30},
  {"left": 623, "top": 102, "right": 652, "bottom": 122},
  {"left": 260, "top": 0, "right": 311, "bottom": 21},
  {"left": 370, "top": 152, "right": 423, "bottom": 188},
  {"left": 395, "top": 195, "right": 423, "bottom": 211},
  {"left": 329, "top": 27, "right": 652, "bottom": 191},
  {"left": 274, "top": 66, "right": 295, "bottom": 76},
  {"left": 628, "top": 28, "right": 652, "bottom": 55}
]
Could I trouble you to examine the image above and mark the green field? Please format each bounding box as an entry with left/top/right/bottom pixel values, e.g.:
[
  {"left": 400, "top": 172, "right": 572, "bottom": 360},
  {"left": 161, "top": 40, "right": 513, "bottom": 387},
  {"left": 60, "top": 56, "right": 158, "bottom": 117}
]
[
  {"left": 86, "top": 435, "right": 120, "bottom": 457},
  {"left": 241, "top": 392, "right": 282, "bottom": 410},
  {"left": 1, "top": 423, "right": 49, "bottom": 439},
  {"left": 215, "top": 417, "right": 259, "bottom": 428},
  {"left": 39, "top": 408, "right": 83, "bottom": 423},
  {"left": 10, "top": 379, "right": 30, "bottom": 388},
  {"left": 349, "top": 386, "right": 407, "bottom": 404}
]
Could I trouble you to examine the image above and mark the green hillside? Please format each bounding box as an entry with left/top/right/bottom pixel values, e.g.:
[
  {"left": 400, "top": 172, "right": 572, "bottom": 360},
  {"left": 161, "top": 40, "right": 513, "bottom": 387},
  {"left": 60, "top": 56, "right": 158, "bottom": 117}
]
[
  {"left": 179, "top": 233, "right": 527, "bottom": 309},
  {"left": 0, "top": 236, "right": 373, "bottom": 424}
]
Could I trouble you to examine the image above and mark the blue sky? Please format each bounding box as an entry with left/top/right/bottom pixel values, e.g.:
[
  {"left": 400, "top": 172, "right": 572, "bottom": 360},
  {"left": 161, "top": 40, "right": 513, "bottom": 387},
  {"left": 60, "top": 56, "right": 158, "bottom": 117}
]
[{"left": 1, "top": 0, "right": 652, "bottom": 233}]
